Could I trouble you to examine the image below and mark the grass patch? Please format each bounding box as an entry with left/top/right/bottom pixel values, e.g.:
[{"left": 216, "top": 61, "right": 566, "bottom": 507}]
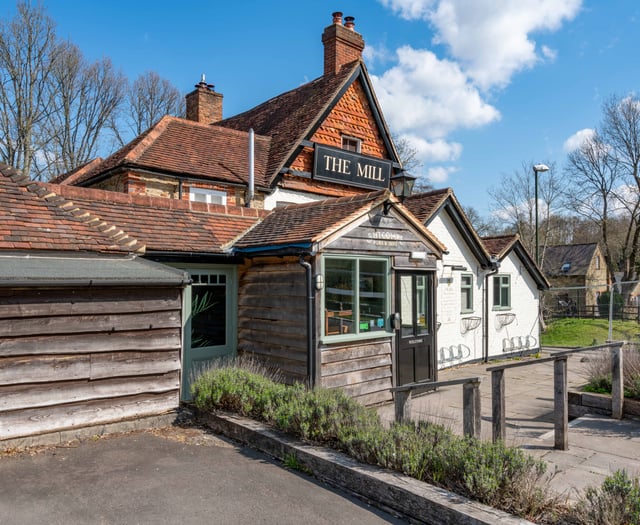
[
  {"left": 541, "top": 318, "right": 640, "bottom": 348},
  {"left": 192, "top": 361, "right": 565, "bottom": 522}
]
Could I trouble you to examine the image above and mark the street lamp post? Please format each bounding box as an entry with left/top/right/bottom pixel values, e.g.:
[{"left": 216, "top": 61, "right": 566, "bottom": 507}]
[{"left": 533, "top": 164, "right": 550, "bottom": 266}]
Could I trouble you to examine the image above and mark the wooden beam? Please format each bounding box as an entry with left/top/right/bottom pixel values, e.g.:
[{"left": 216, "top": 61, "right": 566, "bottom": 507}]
[{"left": 554, "top": 357, "right": 568, "bottom": 450}]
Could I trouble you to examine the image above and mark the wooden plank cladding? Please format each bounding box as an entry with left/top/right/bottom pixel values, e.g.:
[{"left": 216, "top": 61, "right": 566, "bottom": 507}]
[
  {"left": 0, "top": 286, "right": 182, "bottom": 443},
  {"left": 320, "top": 339, "right": 393, "bottom": 405},
  {"left": 238, "top": 258, "right": 308, "bottom": 384}
]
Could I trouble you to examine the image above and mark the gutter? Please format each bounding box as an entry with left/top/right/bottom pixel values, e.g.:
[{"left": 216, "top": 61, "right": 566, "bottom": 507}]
[{"left": 298, "top": 255, "right": 317, "bottom": 387}]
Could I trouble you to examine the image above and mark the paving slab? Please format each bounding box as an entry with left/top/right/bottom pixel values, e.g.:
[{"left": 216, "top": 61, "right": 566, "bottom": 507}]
[{"left": 378, "top": 351, "right": 640, "bottom": 499}]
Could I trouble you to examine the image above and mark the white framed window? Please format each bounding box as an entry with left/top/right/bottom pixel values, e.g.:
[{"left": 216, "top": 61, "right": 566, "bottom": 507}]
[
  {"left": 461, "top": 274, "right": 473, "bottom": 313},
  {"left": 341, "top": 135, "right": 361, "bottom": 153},
  {"left": 492, "top": 274, "right": 511, "bottom": 309},
  {"left": 189, "top": 187, "right": 227, "bottom": 205},
  {"left": 323, "top": 255, "right": 390, "bottom": 338}
]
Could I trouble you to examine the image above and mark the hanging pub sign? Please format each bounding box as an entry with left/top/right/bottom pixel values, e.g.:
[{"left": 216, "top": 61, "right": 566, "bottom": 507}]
[{"left": 313, "top": 144, "right": 392, "bottom": 190}]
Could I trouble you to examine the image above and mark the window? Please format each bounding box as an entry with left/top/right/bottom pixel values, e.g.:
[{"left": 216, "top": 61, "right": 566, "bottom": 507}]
[
  {"left": 189, "top": 188, "right": 226, "bottom": 205},
  {"left": 341, "top": 136, "right": 361, "bottom": 153},
  {"left": 324, "top": 256, "right": 389, "bottom": 337},
  {"left": 595, "top": 255, "right": 600, "bottom": 269},
  {"left": 189, "top": 270, "right": 227, "bottom": 347},
  {"left": 461, "top": 274, "right": 473, "bottom": 312},
  {"left": 492, "top": 275, "right": 511, "bottom": 309}
]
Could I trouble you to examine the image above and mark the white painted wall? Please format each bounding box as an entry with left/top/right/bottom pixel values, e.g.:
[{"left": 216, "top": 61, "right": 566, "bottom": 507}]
[
  {"left": 427, "top": 213, "right": 485, "bottom": 368},
  {"left": 263, "top": 188, "right": 328, "bottom": 210},
  {"left": 487, "top": 251, "right": 540, "bottom": 359}
]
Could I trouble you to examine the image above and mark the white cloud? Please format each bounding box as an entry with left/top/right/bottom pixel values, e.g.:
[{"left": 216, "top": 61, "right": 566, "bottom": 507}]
[
  {"left": 381, "top": 0, "right": 582, "bottom": 90},
  {"left": 372, "top": 46, "right": 500, "bottom": 139},
  {"left": 541, "top": 45, "right": 557, "bottom": 62},
  {"left": 400, "top": 133, "right": 462, "bottom": 163},
  {"left": 563, "top": 128, "right": 595, "bottom": 152},
  {"left": 427, "top": 165, "right": 457, "bottom": 183}
]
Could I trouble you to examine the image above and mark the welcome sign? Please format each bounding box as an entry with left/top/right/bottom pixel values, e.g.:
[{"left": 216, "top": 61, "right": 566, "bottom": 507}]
[{"left": 313, "top": 144, "right": 392, "bottom": 190}]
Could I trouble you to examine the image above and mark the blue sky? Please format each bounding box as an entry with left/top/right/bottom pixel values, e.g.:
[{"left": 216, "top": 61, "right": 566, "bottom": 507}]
[{"left": 8, "top": 1, "right": 640, "bottom": 216}]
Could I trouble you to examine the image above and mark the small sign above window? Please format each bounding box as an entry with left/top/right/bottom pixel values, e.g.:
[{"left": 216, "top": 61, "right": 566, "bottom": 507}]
[{"left": 313, "top": 144, "right": 392, "bottom": 190}]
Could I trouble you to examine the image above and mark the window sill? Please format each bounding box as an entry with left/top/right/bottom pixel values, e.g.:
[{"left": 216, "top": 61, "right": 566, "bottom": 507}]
[
  {"left": 320, "top": 330, "right": 394, "bottom": 345},
  {"left": 492, "top": 306, "right": 512, "bottom": 311}
]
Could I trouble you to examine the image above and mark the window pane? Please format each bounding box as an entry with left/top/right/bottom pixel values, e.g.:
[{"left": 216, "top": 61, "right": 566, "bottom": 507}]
[
  {"left": 399, "top": 275, "right": 413, "bottom": 337},
  {"left": 461, "top": 274, "right": 473, "bottom": 311},
  {"left": 191, "top": 283, "right": 226, "bottom": 348},
  {"left": 325, "top": 259, "right": 355, "bottom": 335},
  {"left": 359, "top": 259, "right": 386, "bottom": 333},
  {"left": 493, "top": 276, "right": 500, "bottom": 306},
  {"left": 416, "top": 275, "right": 428, "bottom": 335}
]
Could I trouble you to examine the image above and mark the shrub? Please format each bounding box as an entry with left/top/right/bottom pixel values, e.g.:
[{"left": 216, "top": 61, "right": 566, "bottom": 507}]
[
  {"left": 582, "top": 345, "right": 640, "bottom": 399},
  {"left": 597, "top": 291, "right": 624, "bottom": 317},
  {"left": 191, "top": 363, "right": 561, "bottom": 522},
  {"left": 571, "top": 470, "right": 640, "bottom": 524}
]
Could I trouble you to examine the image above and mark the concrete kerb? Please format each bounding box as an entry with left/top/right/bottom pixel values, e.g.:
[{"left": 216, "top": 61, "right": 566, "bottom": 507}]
[{"left": 197, "top": 411, "right": 534, "bottom": 525}]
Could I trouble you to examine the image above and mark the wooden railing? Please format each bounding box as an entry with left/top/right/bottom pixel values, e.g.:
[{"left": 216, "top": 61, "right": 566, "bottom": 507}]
[
  {"left": 391, "top": 377, "right": 482, "bottom": 438},
  {"left": 487, "top": 342, "right": 624, "bottom": 450}
]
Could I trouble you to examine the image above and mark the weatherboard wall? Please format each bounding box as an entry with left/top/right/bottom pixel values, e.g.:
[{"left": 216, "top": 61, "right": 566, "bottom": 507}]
[{"left": 0, "top": 286, "right": 182, "bottom": 443}]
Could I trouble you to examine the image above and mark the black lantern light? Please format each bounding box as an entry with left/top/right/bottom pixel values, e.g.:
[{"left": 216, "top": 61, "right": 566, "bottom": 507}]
[{"left": 390, "top": 170, "right": 416, "bottom": 203}]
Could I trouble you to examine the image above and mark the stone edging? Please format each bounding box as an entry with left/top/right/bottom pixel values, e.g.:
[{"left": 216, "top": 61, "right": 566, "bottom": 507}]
[{"left": 198, "top": 411, "right": 534, "bottom": 525}]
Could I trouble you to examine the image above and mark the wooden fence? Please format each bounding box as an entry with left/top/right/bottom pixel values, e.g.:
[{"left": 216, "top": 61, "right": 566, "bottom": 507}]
[{"left": 392, "top": 342, "right": 625, "bottom": 451}]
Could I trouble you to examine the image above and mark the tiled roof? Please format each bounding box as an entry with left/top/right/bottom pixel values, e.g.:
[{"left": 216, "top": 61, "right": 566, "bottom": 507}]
[
  {"left": 234, "top": 190, "right": 445, "bottom": 254},
  {"left": 482, "top": 234, "right": 519, "bottom": 259},
  {"left": 543, "top": 243, "right": 598, "bottom": 277},
  {"left": 218, "top": 61, "right": 360, "bottom": 183},
  {"left": 0, "top": 163, "right": 142, "bottom": 254},
  {"left": 54, "top": 116, "right": 272, "bottom": 188},
  {"left": 403, "top": 188, "right": 452, "bottom": 223},
  {"left": 235, "top": 190, "right": 391, "bottom": 249},
  {"left": 44, "top": 183, "right": 265, "bottom": 254}
]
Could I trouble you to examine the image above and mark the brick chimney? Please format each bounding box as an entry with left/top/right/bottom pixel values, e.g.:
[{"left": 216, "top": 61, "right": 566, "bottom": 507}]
[
  {"left": 322, "top": 12, "right": 365, "bottom": 76},
  {"left": 185, "top": 75, "right": 223, "bottom": 124}
]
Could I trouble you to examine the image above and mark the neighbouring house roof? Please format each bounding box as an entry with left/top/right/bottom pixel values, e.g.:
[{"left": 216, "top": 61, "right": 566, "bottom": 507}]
[
  {"left": 482, "top": 234, "right": 550, "bottom": 290},
  {"left": 233, "top": 190, "right": 445, "bottom": 255},
  {"left": 43, "top": 183, "right": 266, "bottom": 255},
  {"left": 51, "top": 117, "right": 272, "bottom": 188},
  {"left": 542, "top": 243, "right": 599, "bottom": 277},
  {"left": 0, "top": 163, "right": 143, "bottom": 254},
  {"left": 404, "top": 188, "right": 492, "bottom": 267}
]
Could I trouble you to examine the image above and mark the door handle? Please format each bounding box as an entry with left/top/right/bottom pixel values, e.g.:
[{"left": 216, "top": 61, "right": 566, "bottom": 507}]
[{"left": 392, "top": 312, "right": 401, "bottom": 330}]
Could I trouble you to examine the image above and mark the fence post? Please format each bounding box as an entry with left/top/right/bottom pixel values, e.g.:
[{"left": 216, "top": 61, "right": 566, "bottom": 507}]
[
  {"left": 463, "top": 380, "right": 481, "bottom": 438},
  {"left": 611, "top": 343, "right": 624, "bottom": 419},
  {"left": 491, "top": 369, "right": 505, "bottom": 442},
  {"left": 554, "top": 356, "right": 568, "bottom": 450},
  {"left": 394, "top": 389, "right": 412, "bottom": 424}
]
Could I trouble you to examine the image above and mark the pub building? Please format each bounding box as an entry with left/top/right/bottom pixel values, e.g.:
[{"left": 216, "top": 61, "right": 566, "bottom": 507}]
[{"left": 48, "top": 12, "right": 547, "bottom": 406}]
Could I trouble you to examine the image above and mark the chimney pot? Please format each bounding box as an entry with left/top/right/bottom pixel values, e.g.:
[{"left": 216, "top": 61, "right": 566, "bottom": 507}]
[
  {"left": 186, "top": 74, "right": 223, "bottom": 123},
  {"left": 322, "top": 12, "right": 365, "bottom": 75}
]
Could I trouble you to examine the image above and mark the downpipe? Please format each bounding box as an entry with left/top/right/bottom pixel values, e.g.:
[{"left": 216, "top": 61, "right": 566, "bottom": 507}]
[{"left": 299, "top": 255, "right": 316, "bottom": 387}]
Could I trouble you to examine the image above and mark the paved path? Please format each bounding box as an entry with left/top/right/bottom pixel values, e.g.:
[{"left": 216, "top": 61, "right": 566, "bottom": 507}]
[
  {"left": 377, "top": 350, "right": 640, "bottom": 499},
  {"left": 0, "top": 426, "right": 404, "bottom": 525}
]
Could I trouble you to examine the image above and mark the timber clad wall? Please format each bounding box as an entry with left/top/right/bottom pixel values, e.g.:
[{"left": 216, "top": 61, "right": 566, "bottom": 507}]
[
  {"left": 321, "top": 339, "right": 393, "bottom": 406},
  {"left": 238, "top": 258, "right": 308, "bottom": 383},
  {"left": 0, "top": 287, "right": 182, "bottom": 442}
]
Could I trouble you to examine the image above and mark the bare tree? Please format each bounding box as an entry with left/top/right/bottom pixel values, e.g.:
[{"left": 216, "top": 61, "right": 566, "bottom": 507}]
[
  {"left": 33, "top": 41, "right": 126, "bottom": 179},
  {"left": 601, "top": 94, "right": 640, "bottom": 278},
  {"left": 488, "top": 161, "right": 565, "bottom": 263},
  {"left": 564, "top": 131, "right": 623, "bottom": 277},
  {"left": 0, "top": 2, "right": 57, "bottom": 177},
  {"left": 111, "top": 71, "right": 182, "bottom": 147},
  {"left": 392, "top": 133, "right": 433, "bottom": 192}
]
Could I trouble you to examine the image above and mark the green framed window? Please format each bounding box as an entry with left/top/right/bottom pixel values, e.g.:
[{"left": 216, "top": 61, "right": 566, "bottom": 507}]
[
  {"left": 323, "top": 256, "right": 390, "bottom": 338},
  {"left": 461, "top": 273, "right": 473, "bottom": 312},
  {"left": 492, "top": 274, "right": 511, "bottom": 309}
]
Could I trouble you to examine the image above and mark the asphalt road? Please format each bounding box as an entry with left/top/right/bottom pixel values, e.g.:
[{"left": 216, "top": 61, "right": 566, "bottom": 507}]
[{"left": 0, "top": 426, "right": 405, "bottom": 524}]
